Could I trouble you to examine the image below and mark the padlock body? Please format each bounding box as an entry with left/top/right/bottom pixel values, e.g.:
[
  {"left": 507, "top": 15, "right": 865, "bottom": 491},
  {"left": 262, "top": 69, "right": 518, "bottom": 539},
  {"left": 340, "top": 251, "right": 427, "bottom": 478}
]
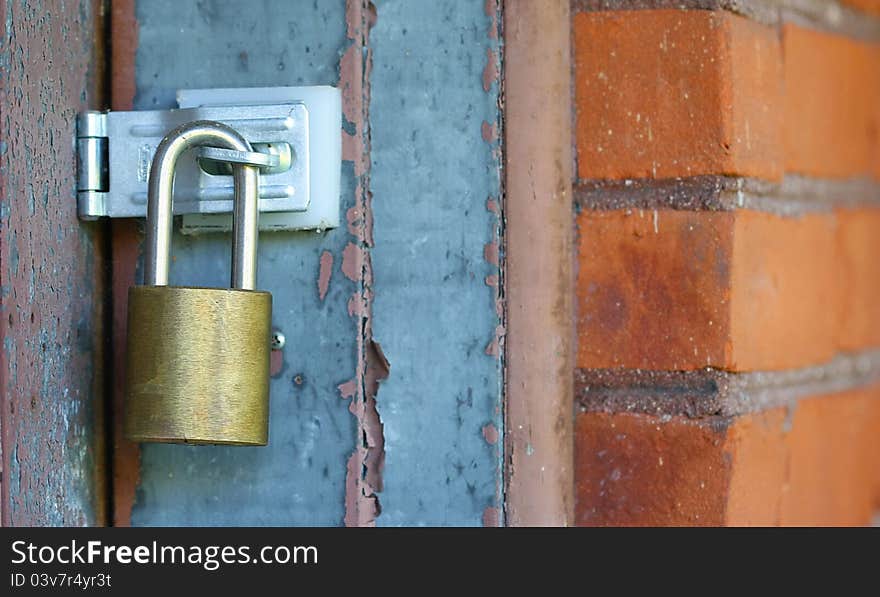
[{"left": 124, "top": 286, "right": 271, "bottom": 445}]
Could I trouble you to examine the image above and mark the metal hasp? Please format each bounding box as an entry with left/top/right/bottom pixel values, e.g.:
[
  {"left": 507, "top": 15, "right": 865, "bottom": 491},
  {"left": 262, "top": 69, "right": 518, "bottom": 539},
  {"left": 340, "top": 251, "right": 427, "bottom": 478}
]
[
  {"left": 124, "top": 120, "right": 272, "bottom": 446},
  {"left": 178, "top": 86, "right": 341, "bottom": 233},
  {"left": 75, "top": 85, "right": 341, "bottom": 231},
  {"left": 77, "top": 102, "right": 308, "bottom": 219}
]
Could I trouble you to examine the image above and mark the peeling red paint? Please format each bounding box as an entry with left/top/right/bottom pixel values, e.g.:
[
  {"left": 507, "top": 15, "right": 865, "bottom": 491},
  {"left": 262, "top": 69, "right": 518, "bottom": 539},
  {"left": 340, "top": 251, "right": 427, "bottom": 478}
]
[
  {"left": 484, "top": 239, "right": 499, "bottom": 267},
  {"left": 346, "top": 205, "right": 363, "bottom": 237},
  {"left": 344, "top": 449, "right": 372, "bottom": 526},
  {"left": 340, "top": 242, "right": 363, "bottom": 282},
  {"left": 269, "top": 350, "right": 284, "bottom": 377},
  {"left": 482, "top": 0, "right": 505, "bottom": 524},
  {"left": 485, "top": 0, "right": 498, "bottom": 21},
  {"left": 481, "top": 120, "right": 499, "bottom": 143},
  {"left": 361, "top": 340, "right": 389, "bottom": 493},
  {"left": 342, "top": 340, "right": 388, "bottom": 527},
  {"left": 362, "top": 189, "right": 375, "bottom": 248},
  {"left": 318, "top": 250, "right": 334, "bottom": 301},
  {"left": 347, "top": 291, "right": 367, "bottom": 318},
  {"left": 482, "top": 48, "right": 499, "bottom": 92},
  {"left": 483, "top": 183, "right": 504, "bottom": 356},
  {"left": 483, "top": 506, "right": 501, "bottom": 527},
  {"left": 337, "top": 379, "right": 357, "bottom": 401},
  {"left": 482, "top": 423, "right": 500, "bottom": 445},
  {"left": 341, "top": 130, "right": 364, "bottom": 176},
  {"left": 339, "top": 43, "right": 362, "bottom": 128},
  {"left": 483, "top": 1, "right": 501, "bottom": 91},
  {"left": 341, "top": 0, "right": 385, "bottom": 528},
  {"left": 339, "top": 43, "right": 367, "bottom": 177},
  {"left": 485, "top": 0, "right": 501, "bottom": 46},
  {"left": 485, "top": 325, "right": 504, "bottom": 357},
  {"left": 345, "top": 191, "right": 374, "bottom": 248}
]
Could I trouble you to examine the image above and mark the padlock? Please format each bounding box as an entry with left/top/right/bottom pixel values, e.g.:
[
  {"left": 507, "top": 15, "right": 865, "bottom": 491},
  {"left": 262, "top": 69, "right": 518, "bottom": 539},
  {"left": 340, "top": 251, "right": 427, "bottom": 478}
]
[{"left": 124, "top": 120, "right": 271, "bottom": 446}]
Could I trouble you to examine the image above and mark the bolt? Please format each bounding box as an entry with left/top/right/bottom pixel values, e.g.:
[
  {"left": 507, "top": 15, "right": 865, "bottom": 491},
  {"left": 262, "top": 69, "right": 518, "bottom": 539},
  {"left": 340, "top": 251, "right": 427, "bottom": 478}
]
[{"left": 270, "top": 328, "right": 286, "bottom": 350}]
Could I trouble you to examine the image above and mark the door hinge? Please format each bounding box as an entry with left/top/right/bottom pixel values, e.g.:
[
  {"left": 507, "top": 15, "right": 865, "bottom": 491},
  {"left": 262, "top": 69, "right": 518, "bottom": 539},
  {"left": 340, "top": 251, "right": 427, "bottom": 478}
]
[
  {"left": 74, "top": 86, "right": 341, "bottom": 231},
  {"left": 76, "top": 111, "right": 110, "bottom": 216}
]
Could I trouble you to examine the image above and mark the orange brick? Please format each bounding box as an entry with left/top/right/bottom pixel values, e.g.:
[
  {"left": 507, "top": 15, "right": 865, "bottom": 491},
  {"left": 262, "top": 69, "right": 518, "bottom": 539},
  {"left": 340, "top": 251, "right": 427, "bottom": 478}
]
[
  {"left": 872, "top": 399, "right": 880, "bottom": 507},
  {"left": 783, "top": 25, "right": 880, "bottom": 179},
  {"left": 577, "top": 209, "right": 838, "bottom": 371},
  {"left": 729, "top": 210, "right": 838, "bottom": 371},
  {"left": 573, "top": 10, "right": 782, "bottom": 181},
  {"left": 576, "top": 386, "right": 880, "bottom": 526},
  {"left": 837, "top": 208, "right": 880, "bottom": 351},
  {"left": 727, "top": 388, "right": 880, "bottom": 526},
  {"left": 722, "top": 408, "right": 788, "bottom": 526},
  {"left": 842, "top": 0, "right": 880, "bottom": 16}
]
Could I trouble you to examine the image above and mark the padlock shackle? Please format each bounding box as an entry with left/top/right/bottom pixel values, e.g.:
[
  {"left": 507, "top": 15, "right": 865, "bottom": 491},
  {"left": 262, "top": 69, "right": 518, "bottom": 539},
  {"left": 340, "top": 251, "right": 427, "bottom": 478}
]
[{"left": 144, "top": 120, "right": 259, "bottom": 290}]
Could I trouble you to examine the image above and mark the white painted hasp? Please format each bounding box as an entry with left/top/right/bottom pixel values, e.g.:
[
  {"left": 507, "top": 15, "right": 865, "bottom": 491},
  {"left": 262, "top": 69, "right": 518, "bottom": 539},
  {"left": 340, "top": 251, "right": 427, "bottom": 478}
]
[{"left": 178, "top": 86, "right": 341, "bottom": 233}]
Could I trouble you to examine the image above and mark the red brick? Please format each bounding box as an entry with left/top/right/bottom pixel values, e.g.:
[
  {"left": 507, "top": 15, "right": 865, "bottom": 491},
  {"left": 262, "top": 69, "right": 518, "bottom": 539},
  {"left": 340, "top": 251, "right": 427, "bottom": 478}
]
[
  {"left": 577, "top": 209, "right": 733, "bottom": 370},
  {"left": 573, "top": 10, "right": 782, "bottom": 181},
  {"left": 783, "top": 25, "right": 880, "bottom": 179},
  {"left": 576, "top": 386, "right": 880, "bottom": 526},
  {"left": 575, "top": 412, "right": 729, "bottom": 526},
  {"left": 577, "top": 209, "right": 839, "bottom": 371}
]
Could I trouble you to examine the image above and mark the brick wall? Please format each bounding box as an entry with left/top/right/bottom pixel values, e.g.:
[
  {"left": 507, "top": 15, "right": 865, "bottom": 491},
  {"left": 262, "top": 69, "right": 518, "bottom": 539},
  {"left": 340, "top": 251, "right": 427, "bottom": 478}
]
[{"left": 572, "top": 0, "right": 880, "bottom": 525}]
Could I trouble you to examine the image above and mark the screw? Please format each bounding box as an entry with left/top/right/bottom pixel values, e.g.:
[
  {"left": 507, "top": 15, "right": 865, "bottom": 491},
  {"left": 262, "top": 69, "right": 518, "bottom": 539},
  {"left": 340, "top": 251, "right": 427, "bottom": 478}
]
[{"left": 270, "top": 328, "right": 286, "bottom": 350}]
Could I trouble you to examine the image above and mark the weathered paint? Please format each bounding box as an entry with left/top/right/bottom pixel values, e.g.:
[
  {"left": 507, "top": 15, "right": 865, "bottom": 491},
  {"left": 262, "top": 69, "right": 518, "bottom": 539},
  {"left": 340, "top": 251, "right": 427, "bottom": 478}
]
[
  {"left": 318, "top": 251, "right": 334, "bottom": 301},
  {"left": 125, "top": 0, "right": 359, "bottom": 526},
  {"left": 503, "top": 0, "right": 575, "bottom": 525},
  {"left": 369, "top": 0, "right": 505, "bottom": 526},
  {"left": 0, "top": 0, "right": 107, "bottom": 525},
  {"left": 338, "top": 0, "right": 381, "bottom": 528}
]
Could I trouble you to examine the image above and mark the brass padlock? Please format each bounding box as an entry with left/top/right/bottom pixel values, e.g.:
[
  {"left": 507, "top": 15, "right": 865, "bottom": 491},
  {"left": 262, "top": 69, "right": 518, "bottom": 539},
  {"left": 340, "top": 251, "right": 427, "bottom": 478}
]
[{"left": 124, "top": 120, "right": 271, "bottom": 446}]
